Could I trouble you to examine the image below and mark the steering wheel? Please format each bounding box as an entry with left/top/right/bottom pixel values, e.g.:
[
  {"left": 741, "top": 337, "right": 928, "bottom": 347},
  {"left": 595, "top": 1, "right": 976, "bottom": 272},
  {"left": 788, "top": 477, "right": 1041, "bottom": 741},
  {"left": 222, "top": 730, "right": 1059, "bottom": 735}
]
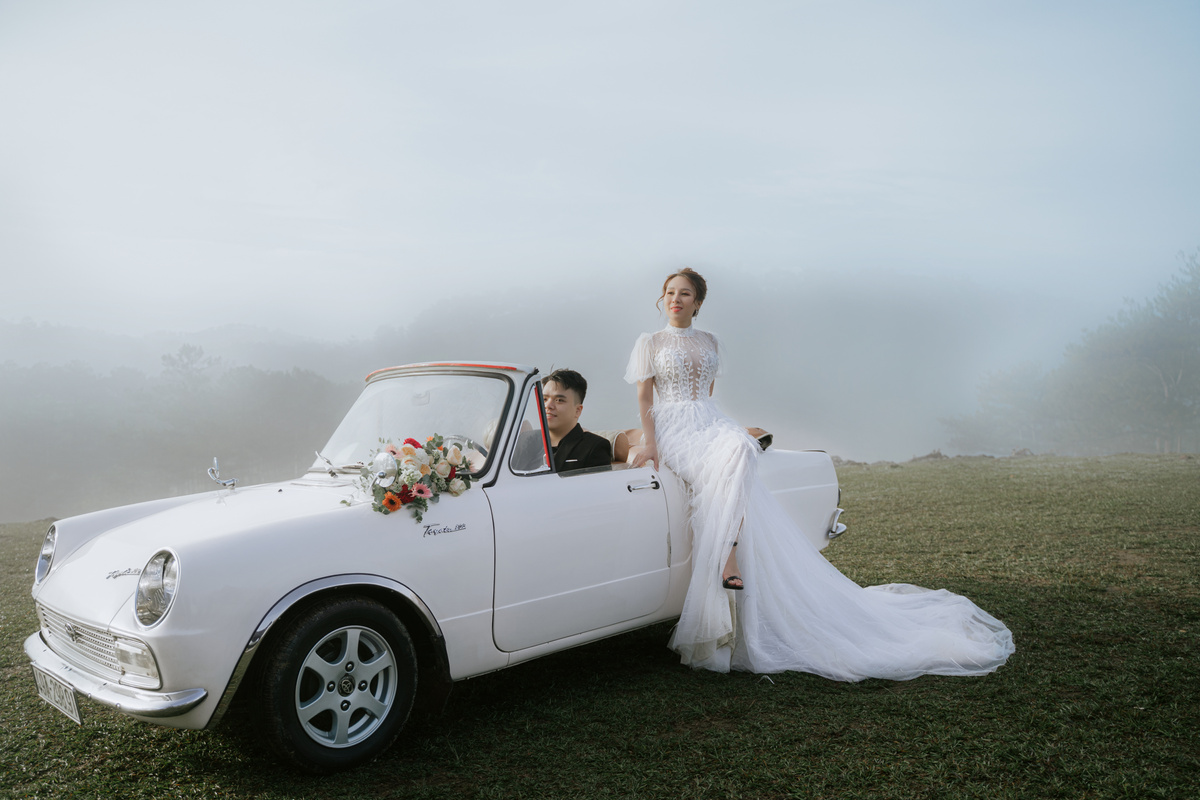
[{"left": 441, "top": 434, "right": 488, "bottom": 458}]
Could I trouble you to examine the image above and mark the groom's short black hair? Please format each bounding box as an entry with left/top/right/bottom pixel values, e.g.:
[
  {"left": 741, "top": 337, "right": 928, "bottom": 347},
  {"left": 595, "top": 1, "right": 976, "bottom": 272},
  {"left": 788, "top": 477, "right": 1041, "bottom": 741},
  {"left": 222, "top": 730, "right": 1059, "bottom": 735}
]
[{"left": 542, "top": 368, "right": 588, "bottom": 404}]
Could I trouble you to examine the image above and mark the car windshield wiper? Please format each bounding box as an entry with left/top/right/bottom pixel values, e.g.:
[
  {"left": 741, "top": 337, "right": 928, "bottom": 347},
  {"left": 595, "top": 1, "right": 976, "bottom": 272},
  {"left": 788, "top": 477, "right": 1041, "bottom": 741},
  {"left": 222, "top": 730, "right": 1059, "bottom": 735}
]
[{"left": 314, "top": 452, "right": 364, "bottom": 476}]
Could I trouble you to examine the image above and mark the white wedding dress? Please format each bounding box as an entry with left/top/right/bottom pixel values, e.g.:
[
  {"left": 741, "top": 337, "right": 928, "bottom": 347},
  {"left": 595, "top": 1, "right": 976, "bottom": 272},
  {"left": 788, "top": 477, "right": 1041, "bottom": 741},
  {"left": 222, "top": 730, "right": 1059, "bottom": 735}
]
[{"left": 625, "top": 325, "right": 1015, "bottom": 679}]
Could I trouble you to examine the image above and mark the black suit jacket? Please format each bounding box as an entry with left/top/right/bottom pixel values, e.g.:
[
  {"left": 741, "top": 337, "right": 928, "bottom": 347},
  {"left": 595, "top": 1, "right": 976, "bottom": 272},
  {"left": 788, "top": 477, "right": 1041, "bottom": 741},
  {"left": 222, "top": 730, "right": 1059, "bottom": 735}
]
[{"left": 552, "top": 424, "right": 612, "bottom": 472}]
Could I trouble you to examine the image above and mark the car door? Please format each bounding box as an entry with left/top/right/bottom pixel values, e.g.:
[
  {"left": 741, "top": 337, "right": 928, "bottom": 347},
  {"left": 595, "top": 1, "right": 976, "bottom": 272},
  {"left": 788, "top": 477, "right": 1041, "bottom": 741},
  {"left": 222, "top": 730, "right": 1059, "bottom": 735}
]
[{"left": 487, "top": 386, "right": 671, "bottom": 652}]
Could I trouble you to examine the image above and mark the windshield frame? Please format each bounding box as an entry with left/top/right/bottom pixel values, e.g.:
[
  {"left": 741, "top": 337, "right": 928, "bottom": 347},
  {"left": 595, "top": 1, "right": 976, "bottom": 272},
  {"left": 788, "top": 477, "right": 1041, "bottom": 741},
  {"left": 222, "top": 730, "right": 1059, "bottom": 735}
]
[{"left": 312, "top": 367, "right": 517, "bottom": 478}]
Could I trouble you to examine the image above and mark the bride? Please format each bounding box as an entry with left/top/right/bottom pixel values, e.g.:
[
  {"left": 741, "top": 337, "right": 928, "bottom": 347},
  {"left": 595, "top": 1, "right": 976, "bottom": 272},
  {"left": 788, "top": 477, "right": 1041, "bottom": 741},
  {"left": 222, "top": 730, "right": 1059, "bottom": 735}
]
[{"left": 626, "top": 268, "right": 1015, "bottom": 678}]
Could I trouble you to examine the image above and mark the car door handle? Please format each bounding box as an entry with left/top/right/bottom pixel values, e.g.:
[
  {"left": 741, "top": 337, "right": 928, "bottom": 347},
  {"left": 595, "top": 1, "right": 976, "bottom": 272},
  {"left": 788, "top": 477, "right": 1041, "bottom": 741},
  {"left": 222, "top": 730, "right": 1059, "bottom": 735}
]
[{"left": 627, "top": 480, "right": 660, "bottom": 492}]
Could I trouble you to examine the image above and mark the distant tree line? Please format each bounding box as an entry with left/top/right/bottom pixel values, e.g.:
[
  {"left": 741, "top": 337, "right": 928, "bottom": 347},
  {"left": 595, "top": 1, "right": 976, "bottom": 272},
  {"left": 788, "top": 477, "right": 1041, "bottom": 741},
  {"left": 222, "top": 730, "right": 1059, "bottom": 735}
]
[
  {"left": 0, "top": 348, "right": 359, "bottom": 521},
  {"left": 944, "top": 251, "right": 1200, "bottom": 456}
]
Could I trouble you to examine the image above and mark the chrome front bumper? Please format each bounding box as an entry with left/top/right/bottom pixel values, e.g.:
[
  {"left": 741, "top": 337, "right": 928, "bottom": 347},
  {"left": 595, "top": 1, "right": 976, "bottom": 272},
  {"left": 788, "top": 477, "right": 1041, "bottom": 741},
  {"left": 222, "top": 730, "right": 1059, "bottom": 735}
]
[{"left": 24, "top": 632, "right": 207, "bottom": 718}]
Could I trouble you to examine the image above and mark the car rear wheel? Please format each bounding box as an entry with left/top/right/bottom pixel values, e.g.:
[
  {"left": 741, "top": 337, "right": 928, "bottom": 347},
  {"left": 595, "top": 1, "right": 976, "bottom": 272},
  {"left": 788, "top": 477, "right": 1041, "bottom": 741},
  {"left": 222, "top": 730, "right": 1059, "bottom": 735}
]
[{"left": 255, "top": 597, "right": 417, "bottom": 772}]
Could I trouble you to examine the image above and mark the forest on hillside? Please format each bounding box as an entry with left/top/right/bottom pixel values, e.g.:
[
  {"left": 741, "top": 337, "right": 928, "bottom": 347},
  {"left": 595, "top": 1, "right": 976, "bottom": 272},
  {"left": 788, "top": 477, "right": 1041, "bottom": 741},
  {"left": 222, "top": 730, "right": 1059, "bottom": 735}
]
[{"left": 944, "top": 250, "right": 1200, "bottom": 456}]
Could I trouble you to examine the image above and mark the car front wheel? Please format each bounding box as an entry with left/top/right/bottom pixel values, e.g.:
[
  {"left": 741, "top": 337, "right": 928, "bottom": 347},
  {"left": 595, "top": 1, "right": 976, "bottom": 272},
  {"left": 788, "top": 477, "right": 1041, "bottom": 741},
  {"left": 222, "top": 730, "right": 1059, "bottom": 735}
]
[{"left": 255, "top": 597, "right": 417, "bottom": 772}]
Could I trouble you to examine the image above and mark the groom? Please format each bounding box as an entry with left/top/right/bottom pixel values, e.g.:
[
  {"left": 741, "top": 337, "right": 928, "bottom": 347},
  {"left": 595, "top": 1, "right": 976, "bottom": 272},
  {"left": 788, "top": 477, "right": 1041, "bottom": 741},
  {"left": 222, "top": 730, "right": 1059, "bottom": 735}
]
[{"left": 538, "top": 368, "right": 612, "bottom": 472}]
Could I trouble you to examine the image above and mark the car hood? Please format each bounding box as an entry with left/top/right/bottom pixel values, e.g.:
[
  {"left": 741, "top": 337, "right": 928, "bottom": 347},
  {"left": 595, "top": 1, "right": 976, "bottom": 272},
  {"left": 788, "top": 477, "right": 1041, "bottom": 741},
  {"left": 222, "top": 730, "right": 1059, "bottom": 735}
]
[{"left": 34, "top": 477, "right": 362, "bottom": 630}]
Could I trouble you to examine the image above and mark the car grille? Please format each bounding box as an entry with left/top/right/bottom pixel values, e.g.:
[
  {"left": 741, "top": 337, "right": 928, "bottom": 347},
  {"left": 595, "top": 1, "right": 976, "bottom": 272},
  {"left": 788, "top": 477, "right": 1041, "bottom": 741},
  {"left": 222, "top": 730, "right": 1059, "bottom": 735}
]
[{"left": 37, "top": 604, "right": 123, "bottom": 681}]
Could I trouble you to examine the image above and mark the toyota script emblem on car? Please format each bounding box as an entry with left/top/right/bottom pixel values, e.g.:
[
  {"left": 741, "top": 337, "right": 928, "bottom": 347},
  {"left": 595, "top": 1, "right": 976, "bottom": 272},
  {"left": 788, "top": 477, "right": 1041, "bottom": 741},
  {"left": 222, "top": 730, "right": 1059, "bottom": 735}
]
[{"left": 422, "top": 523, "right": 467, "bottom": 538}]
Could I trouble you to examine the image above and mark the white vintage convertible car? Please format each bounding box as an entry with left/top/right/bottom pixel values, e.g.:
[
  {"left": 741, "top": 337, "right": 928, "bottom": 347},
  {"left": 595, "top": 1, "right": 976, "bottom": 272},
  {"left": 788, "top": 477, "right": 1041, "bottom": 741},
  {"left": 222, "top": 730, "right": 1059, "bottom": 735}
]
[{"left": 26, "top": 361, "right": 845, "bottom": 772}]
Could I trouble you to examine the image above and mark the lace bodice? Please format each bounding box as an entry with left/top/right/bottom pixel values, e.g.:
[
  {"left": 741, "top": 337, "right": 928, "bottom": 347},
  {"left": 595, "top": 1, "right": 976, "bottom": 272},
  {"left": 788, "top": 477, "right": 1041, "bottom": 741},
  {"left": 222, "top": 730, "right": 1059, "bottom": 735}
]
[{"left": 624, "top": 325, "right": 721, "bottom": 402}]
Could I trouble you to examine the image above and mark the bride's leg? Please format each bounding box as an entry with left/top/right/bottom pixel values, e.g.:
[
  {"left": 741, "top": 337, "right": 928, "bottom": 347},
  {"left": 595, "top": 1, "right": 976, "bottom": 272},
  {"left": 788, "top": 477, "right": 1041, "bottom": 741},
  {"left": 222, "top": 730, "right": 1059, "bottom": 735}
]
[
  {"left": 722, "top": 519, "right": 744, "bottom": 589},
  {"left": 722, "top": 544, "right": 742, "bottom": 589}
]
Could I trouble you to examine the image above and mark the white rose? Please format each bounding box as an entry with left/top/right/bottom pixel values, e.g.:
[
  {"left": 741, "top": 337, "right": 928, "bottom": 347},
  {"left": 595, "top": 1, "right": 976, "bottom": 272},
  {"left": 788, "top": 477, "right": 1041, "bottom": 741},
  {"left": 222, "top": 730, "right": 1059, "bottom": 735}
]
[
  {"left": 434, "top": 460, "right": 452, "bottom": 479},
  {"left": 447, "top": 478, "right": 467, "bottom": 496},
  {"left": 446, "top": 446, "right": 464, "bottom": 467}
]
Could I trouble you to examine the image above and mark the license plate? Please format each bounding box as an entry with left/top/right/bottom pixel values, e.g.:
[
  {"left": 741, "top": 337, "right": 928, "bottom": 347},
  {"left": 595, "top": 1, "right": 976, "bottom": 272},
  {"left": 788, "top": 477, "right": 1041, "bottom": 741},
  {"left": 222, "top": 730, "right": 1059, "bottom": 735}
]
[{"left": 32, "top": 665, "right": 82, "bottom": 725}]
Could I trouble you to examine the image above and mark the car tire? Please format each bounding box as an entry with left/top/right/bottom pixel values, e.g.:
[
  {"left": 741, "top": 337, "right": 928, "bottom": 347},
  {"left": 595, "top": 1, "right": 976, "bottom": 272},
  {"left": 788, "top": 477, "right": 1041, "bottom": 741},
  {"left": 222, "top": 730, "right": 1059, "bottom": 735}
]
[{"left": 255, "top": 596, "right": 417, "bottom": 773}]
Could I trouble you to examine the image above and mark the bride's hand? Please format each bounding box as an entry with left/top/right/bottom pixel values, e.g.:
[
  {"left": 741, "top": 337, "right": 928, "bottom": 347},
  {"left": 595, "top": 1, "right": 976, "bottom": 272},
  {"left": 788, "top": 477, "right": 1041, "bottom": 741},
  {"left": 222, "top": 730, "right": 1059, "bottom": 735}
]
[{"left": 632, "top": 445, "right": 659, "bottom": 471}]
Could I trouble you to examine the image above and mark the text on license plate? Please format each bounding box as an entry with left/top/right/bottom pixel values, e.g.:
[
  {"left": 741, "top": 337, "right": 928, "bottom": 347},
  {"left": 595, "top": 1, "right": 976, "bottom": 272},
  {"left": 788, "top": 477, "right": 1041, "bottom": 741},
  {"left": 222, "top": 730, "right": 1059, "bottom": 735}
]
[{"left": 32, "top": 665, "right": 82, "bottom": 725}]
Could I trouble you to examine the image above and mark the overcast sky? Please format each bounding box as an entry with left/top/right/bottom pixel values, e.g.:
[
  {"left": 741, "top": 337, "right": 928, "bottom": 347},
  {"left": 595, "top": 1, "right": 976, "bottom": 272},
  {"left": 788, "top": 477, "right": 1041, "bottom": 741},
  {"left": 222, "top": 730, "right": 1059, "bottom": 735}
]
[{"left": 2, "top": 1, "right": 1198, "bottom": 373}]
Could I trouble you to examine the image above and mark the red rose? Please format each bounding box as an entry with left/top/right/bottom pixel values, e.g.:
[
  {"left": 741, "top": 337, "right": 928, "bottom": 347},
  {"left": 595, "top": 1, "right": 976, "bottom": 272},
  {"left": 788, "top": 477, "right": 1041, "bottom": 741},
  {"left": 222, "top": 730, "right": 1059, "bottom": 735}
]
[
  {"left": 398, "top": 484, "right": 416, "bottom": 504},
  {"left": 448, "top": 466, "right": 456, "bottom": 480},
  {"left": 403, "top": 438, "right": 422, "bottom": 448}
]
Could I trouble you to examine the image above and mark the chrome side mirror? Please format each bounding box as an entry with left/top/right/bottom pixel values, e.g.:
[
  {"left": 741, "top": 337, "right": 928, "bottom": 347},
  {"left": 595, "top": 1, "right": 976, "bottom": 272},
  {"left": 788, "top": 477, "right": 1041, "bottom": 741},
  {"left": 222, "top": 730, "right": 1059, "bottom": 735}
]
[
  {"left": 208, "top": 457, "right": 237, "bottom": 489},
  {"left": 369, "top": 452, "right": 399, "bottom": 488}
]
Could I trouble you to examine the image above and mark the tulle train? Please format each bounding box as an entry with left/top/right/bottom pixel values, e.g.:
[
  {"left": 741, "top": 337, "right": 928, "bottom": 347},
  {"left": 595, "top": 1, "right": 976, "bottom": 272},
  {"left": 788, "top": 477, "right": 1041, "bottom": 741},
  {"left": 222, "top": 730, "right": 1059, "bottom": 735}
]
[{"left": 654, "top": 399, "right": 1015, "bottom": 680}]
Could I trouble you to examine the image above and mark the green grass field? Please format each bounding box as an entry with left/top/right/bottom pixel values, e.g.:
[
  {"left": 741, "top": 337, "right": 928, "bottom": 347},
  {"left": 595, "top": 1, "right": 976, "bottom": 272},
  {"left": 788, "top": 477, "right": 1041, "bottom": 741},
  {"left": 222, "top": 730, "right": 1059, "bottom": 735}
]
[{"left": 2, "top": 454, "right": 1197, "bottom": 799}]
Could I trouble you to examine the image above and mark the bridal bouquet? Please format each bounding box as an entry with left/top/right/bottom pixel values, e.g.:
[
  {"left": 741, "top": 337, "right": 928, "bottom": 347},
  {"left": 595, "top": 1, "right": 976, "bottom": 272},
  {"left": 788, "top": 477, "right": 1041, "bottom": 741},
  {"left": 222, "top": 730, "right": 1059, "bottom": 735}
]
[{"left": 361, "top": 434, "right": 473, "bottom": 522}]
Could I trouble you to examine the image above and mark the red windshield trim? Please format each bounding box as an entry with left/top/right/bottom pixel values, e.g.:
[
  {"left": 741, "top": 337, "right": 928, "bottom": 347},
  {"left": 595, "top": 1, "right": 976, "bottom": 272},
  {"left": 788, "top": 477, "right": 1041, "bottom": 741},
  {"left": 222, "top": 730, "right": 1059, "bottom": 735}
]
[{"left": 365, "top": 363, "right": 521, "bottom": 382}]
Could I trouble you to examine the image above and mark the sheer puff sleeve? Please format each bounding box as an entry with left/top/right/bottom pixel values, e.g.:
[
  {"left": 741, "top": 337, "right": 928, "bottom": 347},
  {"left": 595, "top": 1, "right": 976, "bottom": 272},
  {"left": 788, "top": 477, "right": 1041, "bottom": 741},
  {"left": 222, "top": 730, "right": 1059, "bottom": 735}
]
[{"left": 624, "top": 332, "right": 656, "bottom": 384}]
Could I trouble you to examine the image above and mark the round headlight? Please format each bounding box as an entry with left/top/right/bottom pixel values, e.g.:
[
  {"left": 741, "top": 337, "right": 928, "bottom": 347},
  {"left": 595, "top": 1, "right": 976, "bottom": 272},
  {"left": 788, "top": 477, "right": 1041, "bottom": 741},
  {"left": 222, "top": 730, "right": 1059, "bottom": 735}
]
[
  {"left": 35, "top": 524, "right": 57, "bottom": 584},
  {"left": 135, "top": 550, "right": 179, "bottom": 627}
]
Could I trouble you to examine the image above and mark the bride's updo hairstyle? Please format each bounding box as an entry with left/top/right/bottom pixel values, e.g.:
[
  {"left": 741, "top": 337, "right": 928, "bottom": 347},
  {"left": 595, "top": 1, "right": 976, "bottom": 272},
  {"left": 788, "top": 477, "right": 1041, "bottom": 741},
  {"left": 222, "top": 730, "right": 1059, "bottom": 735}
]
[{"left": 657, "top": 267, "right": 707, "bottom": 318}]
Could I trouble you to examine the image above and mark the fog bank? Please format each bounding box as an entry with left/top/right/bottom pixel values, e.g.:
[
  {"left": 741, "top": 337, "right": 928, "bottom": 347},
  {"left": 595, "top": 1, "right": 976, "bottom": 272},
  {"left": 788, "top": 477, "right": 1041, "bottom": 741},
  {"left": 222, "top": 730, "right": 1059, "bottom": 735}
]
[{"left": 2, "top": 267, "right": 1133, "bottom": 521}]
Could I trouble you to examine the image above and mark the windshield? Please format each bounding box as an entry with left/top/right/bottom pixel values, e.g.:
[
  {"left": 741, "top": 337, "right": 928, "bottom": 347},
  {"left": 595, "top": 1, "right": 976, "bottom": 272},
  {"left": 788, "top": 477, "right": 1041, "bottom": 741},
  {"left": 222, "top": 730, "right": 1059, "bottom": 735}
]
[{"left": 313, "top": 371, "right": 513, "bottom": 475}]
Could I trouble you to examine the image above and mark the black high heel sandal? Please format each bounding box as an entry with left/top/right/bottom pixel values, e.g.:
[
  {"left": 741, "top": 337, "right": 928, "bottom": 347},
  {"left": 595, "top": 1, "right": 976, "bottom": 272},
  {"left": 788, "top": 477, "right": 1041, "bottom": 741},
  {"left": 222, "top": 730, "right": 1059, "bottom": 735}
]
[{"left": 722, "top": 542, "right": 743, "bottom": 590}]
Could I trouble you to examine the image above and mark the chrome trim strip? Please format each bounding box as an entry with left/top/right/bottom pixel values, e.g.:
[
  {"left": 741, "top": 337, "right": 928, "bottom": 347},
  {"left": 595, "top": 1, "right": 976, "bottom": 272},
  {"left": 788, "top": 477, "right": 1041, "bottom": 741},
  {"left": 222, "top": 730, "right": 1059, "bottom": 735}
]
[
  {"left": 207, "top": 574, "right": 446, "bottom": 726},
  {"left": 24, "top": 632, "right": 206, "bottom": 718}
]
